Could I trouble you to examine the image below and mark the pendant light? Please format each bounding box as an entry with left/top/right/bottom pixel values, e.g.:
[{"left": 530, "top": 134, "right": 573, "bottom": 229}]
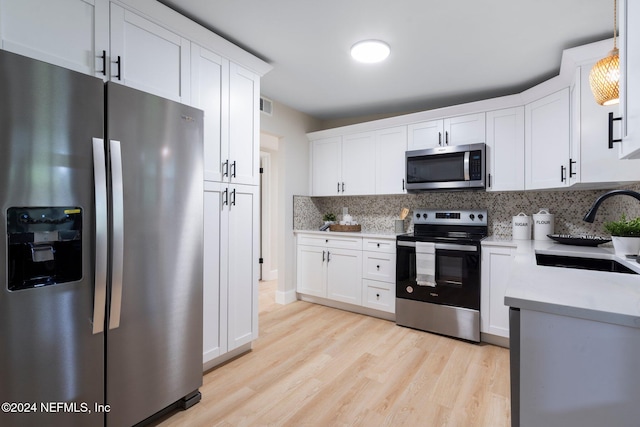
[{"left": 589, "top": 0, "right": 620, "bottom": 106}]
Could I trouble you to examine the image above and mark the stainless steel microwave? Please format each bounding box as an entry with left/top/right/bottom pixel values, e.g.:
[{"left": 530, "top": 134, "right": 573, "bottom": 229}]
[{"left": 405, "top": 143, "right": 486, "bottom": 191}]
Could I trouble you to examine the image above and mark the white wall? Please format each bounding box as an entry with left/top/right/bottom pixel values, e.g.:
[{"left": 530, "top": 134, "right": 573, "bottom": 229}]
[{"left": 260, "top": 100, "right": 321, "bottom": 304}]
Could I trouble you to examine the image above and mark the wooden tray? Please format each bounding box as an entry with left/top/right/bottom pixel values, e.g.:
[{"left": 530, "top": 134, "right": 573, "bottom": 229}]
[{"left": 329, "top": 224, "right": 361, "bottom": 232}]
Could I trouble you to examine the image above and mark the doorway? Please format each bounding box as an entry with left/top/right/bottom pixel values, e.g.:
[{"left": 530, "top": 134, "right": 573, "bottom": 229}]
[{"left": 259, "top": 133, "right": 279, "bottom": 282}]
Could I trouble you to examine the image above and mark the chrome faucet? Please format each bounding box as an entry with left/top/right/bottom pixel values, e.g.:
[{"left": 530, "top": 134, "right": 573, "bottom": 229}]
[{"left": 583, "top": 190, "right": 640, "bottom": 223}]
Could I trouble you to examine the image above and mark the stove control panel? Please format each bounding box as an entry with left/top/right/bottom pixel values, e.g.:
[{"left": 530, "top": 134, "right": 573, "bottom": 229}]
[{"left": 413, "top": 209, "right": 488, "bottom": 226}]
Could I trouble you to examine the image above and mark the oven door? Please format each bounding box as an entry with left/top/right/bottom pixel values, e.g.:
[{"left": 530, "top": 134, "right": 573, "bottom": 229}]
[{"left": 396, "top": 240, "right": 480, "bottom": 310}]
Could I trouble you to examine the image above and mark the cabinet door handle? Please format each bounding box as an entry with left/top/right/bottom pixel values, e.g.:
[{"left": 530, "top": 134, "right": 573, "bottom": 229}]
[
  {"left": 569, "top": 158, "right": 577, "bottom": 177},
  {"left": 402, "top": 178, "right": 405, "bottom": 191},
  {"left": 327, "top": 251, "right": 331, "bottom": 262},
  {"left": 445, "top": 131, "right": 449, "bottom": 145},
  {"left": 560, "top": 165, "right": 566, "bottom": 183},
  {"left": 222, "top": 188, "right": 228, "bottom": 206},
  {"left": 488, "top": 173, "right": 492, "bottom": 188},
  {"left": 98, "top": 50, "right": 106, "bottom": 76},
  {"left": 608, "top": 112, "right": 623, "bottom": 149},
  {"left": 113, "top": 55, "right": 122, "bottom": 80},
  {"left": 322, "top": 250, "right": 325, "bottom": 262},
  {"left": 223, "top": 160, "right": 229, "bottom": 177},
  {"left": 231, "top": 160, "right": 237, "bottom": 178},
  {"left": 231, "top": 188, "right": 236, "bottom": 206},
  {"left": 337, "top": 182, "right": 340, "bottom": 193},
  {"left": 342, "top": 182, "right": 345, "bottom": 192},
  {"left": 438, "top": 132, "right": 442, "bottom": 146}
]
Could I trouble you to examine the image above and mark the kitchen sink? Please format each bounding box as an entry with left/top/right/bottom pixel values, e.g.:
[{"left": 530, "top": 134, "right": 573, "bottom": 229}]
[{"left": 535, "top": 253, "right": 639, "bottom": 275}]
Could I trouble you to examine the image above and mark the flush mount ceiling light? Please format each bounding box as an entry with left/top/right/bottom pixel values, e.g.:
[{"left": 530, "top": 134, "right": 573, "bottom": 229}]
[
  {"left": 350, "top": 40, "right": 390, "bottom": 63},
  {"left": 589, "top": 0, "right": 620, "bottom": 106}
]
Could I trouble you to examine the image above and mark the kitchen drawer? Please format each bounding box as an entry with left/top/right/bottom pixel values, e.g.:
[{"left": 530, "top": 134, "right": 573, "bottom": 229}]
[
  {"left": 363, "top": 252, "right": 396, "bottom": 282},
  {"left": 362, "top": 279, "right": 395, "bottom": 313},
  {"left": 297, "top": 233, "right": 362, "bottom": 250},
  {"left": 363, "top": 238, "right": 395, "bottom": 253}
]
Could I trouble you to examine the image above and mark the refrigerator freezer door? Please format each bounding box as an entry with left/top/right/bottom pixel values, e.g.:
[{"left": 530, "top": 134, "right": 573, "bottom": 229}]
[
  {"left": 105, "top": 83, "right": 203, "bottom": 427},
  {"left": 0, "top": 51, "right": 105, "bottom": 426}
]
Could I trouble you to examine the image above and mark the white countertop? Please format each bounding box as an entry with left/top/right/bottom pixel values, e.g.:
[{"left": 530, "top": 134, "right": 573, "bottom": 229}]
[
  {"left": 293, "top": 229, "right": 399, "bottom": 240},
  {"left": 487, "top": 237, "right": 640, "bottom": 328}
]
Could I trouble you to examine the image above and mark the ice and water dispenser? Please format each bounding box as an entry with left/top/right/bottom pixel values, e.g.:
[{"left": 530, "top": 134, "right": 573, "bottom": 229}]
[{"left": 7, "top": 207, "right": 82, "bottom": 291}]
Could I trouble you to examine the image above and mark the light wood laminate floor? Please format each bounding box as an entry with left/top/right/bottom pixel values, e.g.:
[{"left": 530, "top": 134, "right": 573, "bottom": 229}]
[{"left": 156, "top": 280, "right": 511, "bottom": 426}]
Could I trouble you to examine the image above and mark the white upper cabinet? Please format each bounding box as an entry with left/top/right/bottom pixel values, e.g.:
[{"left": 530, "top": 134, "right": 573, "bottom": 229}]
[
  {"left": 0, "top": 0, "right": 109, "bottom": 76},
  {"left": 620, "top": 0, "right": 640, "bottom": 159},
  {"left": 408, "top": 113, "right": 485, "bottom": 150},
  {"left": 525, "top": 88, "right": 571, "bottom": 189},
  {"left": 341, "top": 132, "right": 376, "bottom": 195},
  {"left": 444, "top": 113, "right": 486, "bottom": 145},
  {"left": 228, "top": 63, "right": 260, "bottom": 185},
  {"left": 571, "top": 63, "right": 640, "bottom": 186},
  {"left": 191, "top": 44, "right": 227, "bottom": 183},
  {"left": 407, "top": 119, "right": 444, "bottom": 149},
  {"left": 311, "top": 127, "right": 406, "bottom": 196},
  {"left": 110, "top": 3, "right": 190, "bottom": 104},
  {"left": 375, "top": 126, "right": 408, "bottom": 195},
  {"left": 311, "top": 136, "right": 342, "bottom": 196},
  {"left": 485, "top": 107, "right": 525, "bottom": 191},
  {"left": 192, "top": 50, "right": 260, "bottom": 186}
]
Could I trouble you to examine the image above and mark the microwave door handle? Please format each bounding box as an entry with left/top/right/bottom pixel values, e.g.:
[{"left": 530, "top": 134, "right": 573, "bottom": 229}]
[{"left": 464, "top": 151, "right": 470, "bottom": 181}]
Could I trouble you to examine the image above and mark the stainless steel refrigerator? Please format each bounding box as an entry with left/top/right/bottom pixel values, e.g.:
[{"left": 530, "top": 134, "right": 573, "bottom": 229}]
[{"left": 0, "top": 50, "right": 203, "bottom": 427}]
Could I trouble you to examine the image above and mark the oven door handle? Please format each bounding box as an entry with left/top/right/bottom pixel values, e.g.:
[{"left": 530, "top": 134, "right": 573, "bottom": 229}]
[
  {"left": 435, "top": 242, "right": 478, "bottom": 252},
  {"left": 397, "top": 240, "right": 478, "bottom": 252}
]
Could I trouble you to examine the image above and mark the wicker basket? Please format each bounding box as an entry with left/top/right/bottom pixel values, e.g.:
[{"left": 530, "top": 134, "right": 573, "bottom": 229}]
[{"left": 329, "top": 224, "right": 362, "bottom": 232}]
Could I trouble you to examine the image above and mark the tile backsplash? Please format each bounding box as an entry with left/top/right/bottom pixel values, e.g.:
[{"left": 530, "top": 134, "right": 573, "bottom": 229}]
[{"left": 294, "top": 183, "right": 640, "bottom": 238}]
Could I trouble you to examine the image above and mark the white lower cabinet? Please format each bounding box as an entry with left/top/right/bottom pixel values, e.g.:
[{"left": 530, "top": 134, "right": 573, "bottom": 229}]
[
  {"left": 362, "top": 280, "right": 394, "bottom": 313},
  {"left": 480, "top": 243, "right": 516, "bottom": 341},
  {"left": 296, "top": 245, "right": 327, "bottom": 297},
  {"left": 326, "top": 248, "right": 363, "bottom": 305},
  {"left": 296, "top": 235, "right": 362, "bottom": 301},
  {"left": 296, "top": 233, "right": 395, "bottom": 316},
  {"left": 203, "top": 182, "right": 259, "bottom": 367}
]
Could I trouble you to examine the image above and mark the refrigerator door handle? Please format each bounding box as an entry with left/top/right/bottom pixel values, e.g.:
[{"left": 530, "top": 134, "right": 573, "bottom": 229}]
[
  {"left": 109, "top": 140, "right": 125, "bottom": 330},
  {"left": 92, "top": 138, "right": 108, "bottom": 334}
]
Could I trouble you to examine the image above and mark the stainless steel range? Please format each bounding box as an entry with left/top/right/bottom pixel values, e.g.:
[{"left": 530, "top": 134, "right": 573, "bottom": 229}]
[{"left": 396, "top": 209, "right": 488, "bottom": 342}]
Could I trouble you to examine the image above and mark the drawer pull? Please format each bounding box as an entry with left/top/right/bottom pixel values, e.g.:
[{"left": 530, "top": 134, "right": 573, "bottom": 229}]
[
  {"left": 376, "top": 293, "right": 380, "bottom": 300},
  {"left": 377, "top": 243, "right": 380, "bottom": 247},
  {"left": 376, "top": 265, "right": 380, "bottom": 270}
]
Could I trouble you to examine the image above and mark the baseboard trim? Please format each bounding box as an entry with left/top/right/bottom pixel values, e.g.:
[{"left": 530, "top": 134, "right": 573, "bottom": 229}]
[{"left": 275, "top": 288, "right": 297, "bottom": 305}]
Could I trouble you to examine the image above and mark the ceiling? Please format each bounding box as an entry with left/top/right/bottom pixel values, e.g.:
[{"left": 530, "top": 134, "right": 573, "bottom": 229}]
[{"left": 158, "top": 0, "right": 616, "bottom": 121}]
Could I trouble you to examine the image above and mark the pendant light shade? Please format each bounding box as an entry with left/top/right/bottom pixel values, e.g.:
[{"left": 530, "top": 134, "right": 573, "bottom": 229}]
[
  {"left": 589, "top": 0, "right": 620, "bottom": 106},
  {"left": 589, "top": 48, "right": 620, "bottom": 105}
]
